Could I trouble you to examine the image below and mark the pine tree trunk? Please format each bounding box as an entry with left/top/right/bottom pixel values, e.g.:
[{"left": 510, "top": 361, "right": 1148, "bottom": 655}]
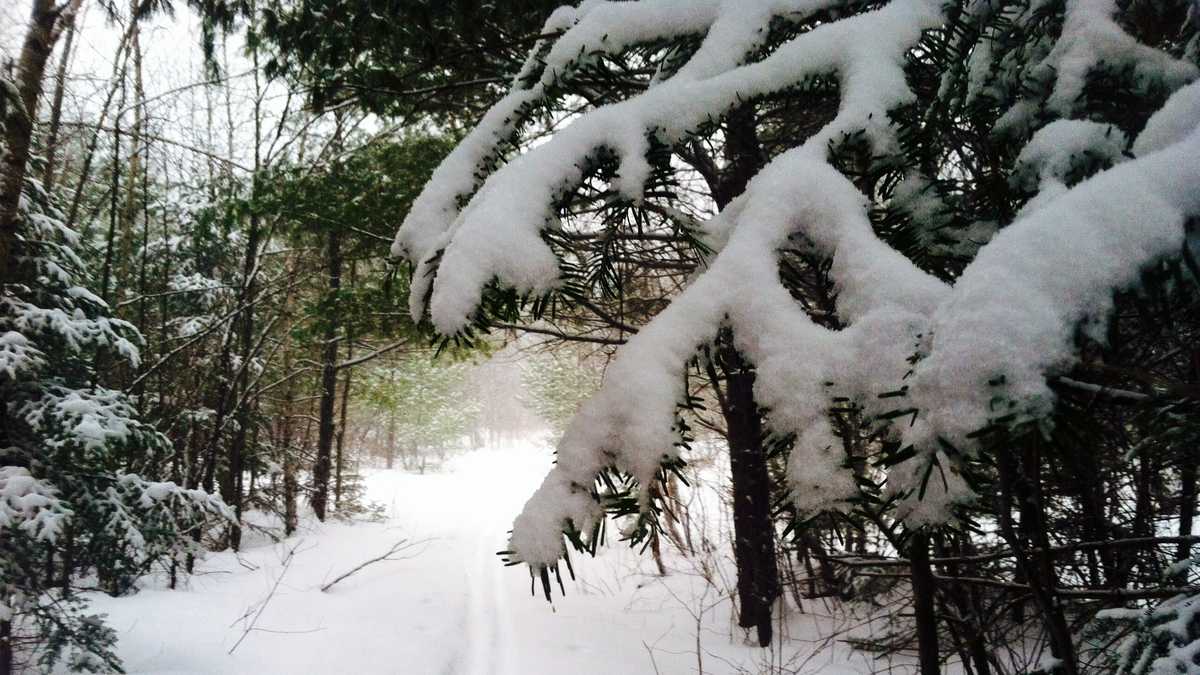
[
  {"left": 0, "top": 617, "right": 11, "bottom": 675},
  {"left": 334, "top": 262, "right": 356, "bottom": 508},
  {"left": 282, "top": 381, "right": 299, "bottom": 535},
  {"left": 1176, "top": 350, "right": 1200, "bottom": 581},
  {"left": 224, "top": 182, "right": 261, "bottom": 549},
  {"left": 722, "top": 348, "right": 778, "bottom": 648},
  {"left": 311, "top": 227, "right": 343, "bottom": 521},
  {"left": 225, "top": 48, "right": 266, "bottom": 546},
  {"left": 909, "top": 530, "right": 941, "bottom": 675},
  {"left": 117, "top": 0, "right": 143, "bottom": 292},
  {"left": 280, "top": 292, "right": 300, "bottom": 535},
  {"left": 709, "top": 103, "right": 778, "bottom": 648},
  {"left": 996, "top": 438, "right": 1078, "bottom": 674},
  {"left": 937, "top": 533, "right": 992, "bottom": 675},
  {"left": 334, "top": 362, "right": 352, "bottom": 507},
  {"left": 385, "top": 407, "right": 397, "bottom": 470},
  {"left": 99, "top": 74, "right": 125, "bottom": 305}
]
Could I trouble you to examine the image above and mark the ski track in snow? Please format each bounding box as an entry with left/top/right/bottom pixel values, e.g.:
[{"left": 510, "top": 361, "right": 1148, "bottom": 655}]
[{"left": 459, "top": 473, "right": 514, "bottom": 675}]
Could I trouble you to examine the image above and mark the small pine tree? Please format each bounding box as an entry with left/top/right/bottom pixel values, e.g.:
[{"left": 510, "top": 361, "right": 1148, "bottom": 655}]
[
  {"left": 520, "top": 350, "right": 602, "bottom": 436},
  {"left": 1, "top": 174, "right": 228, "bottom": 670},
  {"left": 1090, "top": 591, "right": 1200, "bottom": 674}
]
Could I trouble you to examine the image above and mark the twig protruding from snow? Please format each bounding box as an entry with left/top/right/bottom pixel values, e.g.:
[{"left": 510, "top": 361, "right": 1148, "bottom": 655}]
[
  {"left": 228, "top": 539, "right": 306, "bottom": 655},
  {"left": 319, "top": 538, "right": 431, "bottom": 593}
]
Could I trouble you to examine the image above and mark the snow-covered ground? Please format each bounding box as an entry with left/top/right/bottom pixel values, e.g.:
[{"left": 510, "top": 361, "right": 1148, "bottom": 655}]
[{"left": 84, "top": 442, "right": 924, "bottom": 674}]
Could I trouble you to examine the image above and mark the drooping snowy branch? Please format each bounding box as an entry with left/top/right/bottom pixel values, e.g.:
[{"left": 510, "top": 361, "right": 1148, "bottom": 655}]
[
  {"left": 395, "top": 0, "right": 1200, "bottom": 567},
  {"left": 396, "top": 0, "right": 933, "bottom": 328}
]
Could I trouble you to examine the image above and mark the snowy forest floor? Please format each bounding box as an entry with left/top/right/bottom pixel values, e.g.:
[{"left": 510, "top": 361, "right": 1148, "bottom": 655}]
[{"left": 80, "top": 442, "right": 941, "bottom": 674}]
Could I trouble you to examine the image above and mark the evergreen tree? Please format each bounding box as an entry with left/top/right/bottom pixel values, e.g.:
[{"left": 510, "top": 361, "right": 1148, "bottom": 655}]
[
  {"left": 0, "top": 173, "right": 228, "bottom": 672},
  {"left": 521, "top": 349, "right": 601, "bottom": 436},
  {"left": 359, "top": 354, "right": 482, "bottom": 471},
  {"left": 258, "top": 0, "right": 566, "bottom": 117}
]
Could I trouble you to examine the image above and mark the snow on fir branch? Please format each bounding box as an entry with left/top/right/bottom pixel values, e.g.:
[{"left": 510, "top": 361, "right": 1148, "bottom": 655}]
[{"left": 393, "top": 0, "right": 1200, "bottom": 568}]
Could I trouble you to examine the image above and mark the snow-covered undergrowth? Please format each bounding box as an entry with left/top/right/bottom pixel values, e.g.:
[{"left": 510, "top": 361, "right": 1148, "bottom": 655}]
[{"left": 84, "top": 443, "right": 946, "bottom": 674}]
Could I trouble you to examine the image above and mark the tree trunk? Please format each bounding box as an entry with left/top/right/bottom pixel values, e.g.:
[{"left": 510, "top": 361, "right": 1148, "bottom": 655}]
[
  {"left": 0, "top": 617, "right": 11, "bottom": 675},
  {"left": 41, "top": 3, "right": 78, "bottom": 193},
  {"left": 1176, "top": 350, "right": 1200, "bottom": 582},
  {"left": 996, "top": 436, "right": 1078, "bottom": 675},
  {"left": 280, "top": 284, "right": 300, "bottom": 535},
  {"left": 937, "top": 533, "right": 992, "bottom": 675},
  {"left": 709, "top": 103, "right": 777, "bottom": 648},
  {"left": 311, "top": 227, "right": 343, "bottom": 521},
  {"left": 721, "top": 347, "right": 779, "bottom": 648},
  {"left": 99, "top": 73, "right": 125, "bottom": 305},
  {"left": 334, "top": 355, "right": 352, "bottom": 508},
  {"left": 223, "top": 178, "right": 261, "bottom": 548},
  {"left": 334, "top": 261, "right": 356, "bottom": 508},
  {"left": 385, "top": 407, "right": 397, "bottom": 469},
  {"left": 224, "top": 43, "right": 266, "bottom": 547},
  {"left": 0, "top": 0, "right": 79, "bottom": 281},
  {"left": 117, "top": 1, "right": 144, "bottom": 292},
  {"left": 909, "top": 530, "right": 941, "bottom": 675}
]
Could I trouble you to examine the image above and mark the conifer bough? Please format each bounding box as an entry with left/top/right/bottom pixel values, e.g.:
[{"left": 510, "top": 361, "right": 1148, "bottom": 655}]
[{"left": 393, "top": 0, "right": 1200, "bottom": 573}]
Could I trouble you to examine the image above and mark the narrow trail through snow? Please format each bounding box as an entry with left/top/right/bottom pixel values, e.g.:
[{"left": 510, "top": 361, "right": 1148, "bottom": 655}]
[{"left": 83, "top": 442, "right": 877, "bottom": 674}]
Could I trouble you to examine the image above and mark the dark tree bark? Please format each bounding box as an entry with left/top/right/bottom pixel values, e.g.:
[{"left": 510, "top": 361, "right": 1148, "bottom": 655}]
[
  {"left": 935, "top": 534, "right": 991, "bottom": 675},
  {"left": 909, "top": 530, "right": 941, "bottom": 675},
  {"left": 712, "top": 103, "right": 778, "bottom": 648},
  {"left": 311, "top": 227, "right": 343, "bottom": 521},
  {"left": 99, "top": 74, "right": 125, "bottom": 305},
  {"left": 334, "top": 262, "right": 356, "bottom": 508},
  {"left": 0, "top": 614, "right": 11, "bottom": 675},
  {"left": 683, "top": 102, "right": 780, "bottom": 647},
  {"left": 334, "top": 347, "right": 352, "bottom": 508},
  {"left": 224, "top": 204, "right": 261, "bottom": 548},
  {"left": 715, "top": 346, "right": 779, "bottom": 648},
  {"left": 1176, "top": 349, "right": 1200, "bottom": 582},
  {"left": 384, "top": 406, "right": 397, "bottom": 470},
  {"left": 996, "top": 436, "right": 1078, "bottom": 675},
  {"left": 279, "top": 280, "right": 301, "bottom": 535}
]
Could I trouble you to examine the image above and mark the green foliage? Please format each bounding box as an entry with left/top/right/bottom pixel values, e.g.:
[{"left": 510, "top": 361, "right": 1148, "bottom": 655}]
[
  {"left": 521, "top": 351, "right": 602, "bottom": 435},
  {"left": 258, "top": 0, "right": 565, "bottom": 117},
  {"left": 1089, "top": 593, "right": 1200, "bottom": 674},
  {"left": 260, "top": 133, "right": 456, "bottom": 339},
  {"left": 359, "top": 353, "right": 482, "bottom": 458},
  {"left": 0, "top": 176, "right": 228, "bottom": 672}
]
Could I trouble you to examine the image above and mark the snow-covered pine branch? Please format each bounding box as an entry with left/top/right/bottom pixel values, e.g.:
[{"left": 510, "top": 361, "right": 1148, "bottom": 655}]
[{"left": 394, "top": 0, "right": 1200, "bottom": 569}]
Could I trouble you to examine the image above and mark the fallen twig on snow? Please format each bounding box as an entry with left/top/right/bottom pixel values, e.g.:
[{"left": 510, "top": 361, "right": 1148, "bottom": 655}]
[
  {"left": 228, "top": 539, "right": 306, "bottom": 655},
  {"left": 320, "top": 538, "right": 431, "bottom": 592}
]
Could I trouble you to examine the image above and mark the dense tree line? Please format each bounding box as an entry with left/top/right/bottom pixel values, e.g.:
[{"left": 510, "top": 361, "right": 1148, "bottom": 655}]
[{"left": 0, "top": 1, "right": 543, "bottom": 669}]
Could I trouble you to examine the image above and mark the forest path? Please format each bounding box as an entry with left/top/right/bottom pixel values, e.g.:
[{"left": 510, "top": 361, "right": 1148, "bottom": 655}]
[
  {"left": 83, "top": 442, "right": 858, "bottom": 674},
  {"left": 81, "top": 444, "right": 551, "bottom": 675}
]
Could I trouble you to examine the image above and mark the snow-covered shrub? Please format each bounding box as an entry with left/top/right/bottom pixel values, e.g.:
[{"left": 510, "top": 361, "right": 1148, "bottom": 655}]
[
  {"left": 1092, "top": 592, "right": 1200, "bottom": 674},
  {"left": 0, "top": 177, "right": 229, "bottom": 671}
]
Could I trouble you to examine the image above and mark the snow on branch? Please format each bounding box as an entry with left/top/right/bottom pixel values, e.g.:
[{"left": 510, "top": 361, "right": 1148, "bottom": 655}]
[
  {"left": 395, "top": 0, "right": 936, "bottom": 329},
  {"left": 395, "top": 0, "right": 1200, "bottom": 567}
]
